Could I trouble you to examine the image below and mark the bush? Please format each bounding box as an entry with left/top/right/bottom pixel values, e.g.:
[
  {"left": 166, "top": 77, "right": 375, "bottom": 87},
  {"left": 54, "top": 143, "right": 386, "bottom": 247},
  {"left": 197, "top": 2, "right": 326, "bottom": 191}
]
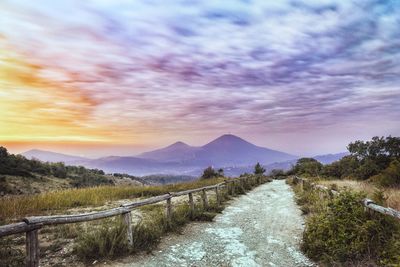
[
  {"left": 302, "top": 191, "right": 400, "bottom": 265},
  {"left": 370, "top": 160, "right": 400, "bottom": 187},
  {"left": 201, "top": 166, "right": 218, "bottom": 179}
]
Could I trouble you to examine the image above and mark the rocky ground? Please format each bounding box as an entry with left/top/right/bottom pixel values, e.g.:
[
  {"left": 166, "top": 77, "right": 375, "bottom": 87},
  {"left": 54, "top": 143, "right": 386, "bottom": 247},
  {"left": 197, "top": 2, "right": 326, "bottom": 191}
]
[{"left": 109, "top": 180, "right": 314, "bottom": 267}]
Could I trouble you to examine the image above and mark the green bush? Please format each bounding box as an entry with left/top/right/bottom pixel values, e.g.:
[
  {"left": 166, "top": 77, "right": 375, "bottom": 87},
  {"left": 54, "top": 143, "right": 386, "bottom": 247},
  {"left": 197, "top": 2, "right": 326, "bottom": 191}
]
[
  {"left": 370, "top": 160, "right": 400, "bottom": 187},
  {"left": 302, "top": 191, "right": 400, "bottom": 265},
  {"left": 201, "top": 166, "right": 219, "bottom": 179}
]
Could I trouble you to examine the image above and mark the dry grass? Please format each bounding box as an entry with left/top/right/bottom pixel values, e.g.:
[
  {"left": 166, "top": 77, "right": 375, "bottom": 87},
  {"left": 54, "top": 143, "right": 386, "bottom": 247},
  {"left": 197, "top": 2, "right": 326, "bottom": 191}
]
[
  {"left": 318, "top": 179, "right": 400, "bottom": 211},
  {"left": 0, "top": 177, "right": 225, "bottom": 223}
]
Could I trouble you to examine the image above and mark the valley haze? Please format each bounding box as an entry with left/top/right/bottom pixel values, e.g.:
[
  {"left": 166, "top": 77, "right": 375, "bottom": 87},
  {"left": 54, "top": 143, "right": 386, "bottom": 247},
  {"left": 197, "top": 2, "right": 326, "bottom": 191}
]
[{"left": 22, "top": 134, "right": 346, "bottom": 177}]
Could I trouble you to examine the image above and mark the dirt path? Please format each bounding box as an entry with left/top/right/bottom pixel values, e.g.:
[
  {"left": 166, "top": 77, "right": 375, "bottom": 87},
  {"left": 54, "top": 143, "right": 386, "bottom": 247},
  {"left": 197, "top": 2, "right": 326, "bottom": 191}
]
[{"left": 112, "top": 180, "right": 314, "bottom": 267}]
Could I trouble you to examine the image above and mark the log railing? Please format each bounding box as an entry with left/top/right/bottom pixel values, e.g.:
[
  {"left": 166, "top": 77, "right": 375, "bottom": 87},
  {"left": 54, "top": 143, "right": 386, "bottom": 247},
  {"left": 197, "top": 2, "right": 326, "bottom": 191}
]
[
  {"left": 292, "top": 176, "right": 400, "bottom": 220},
  {"left": 0, "top": 175, "right": 268, "bottom": 267}
]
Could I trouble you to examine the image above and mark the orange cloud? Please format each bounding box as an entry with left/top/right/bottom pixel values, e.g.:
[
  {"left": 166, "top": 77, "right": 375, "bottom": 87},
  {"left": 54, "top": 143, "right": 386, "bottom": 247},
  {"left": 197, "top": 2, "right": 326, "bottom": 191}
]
[{"left": 0, "top": 47, "right": 114, "bottom": 144}]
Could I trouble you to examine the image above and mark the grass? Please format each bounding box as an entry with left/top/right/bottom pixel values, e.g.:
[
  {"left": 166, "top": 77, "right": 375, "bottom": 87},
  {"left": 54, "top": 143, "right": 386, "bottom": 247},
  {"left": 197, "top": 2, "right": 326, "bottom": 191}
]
[
  {"left": 0, "top": 236, "right": 25, "bottom": 267},
  {"left": 0, "top": 174, "right": 269, "bottom": 267},
  {"left": 317, "top": 179, "right": 400, "bottom": 211},
  {"left": 72, "top": 175, "right": 266, "bottom": 262},
  {"left": 0, "top": 177, "right": 226, "bottom": 223}
]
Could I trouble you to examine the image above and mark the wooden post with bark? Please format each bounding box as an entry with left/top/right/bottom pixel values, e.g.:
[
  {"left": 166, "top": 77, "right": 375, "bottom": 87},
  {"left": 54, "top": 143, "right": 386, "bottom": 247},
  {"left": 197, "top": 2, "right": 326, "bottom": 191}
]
[
  {"left": 26, "top": 228, "right": 39, "bottom": 267},
  {"left": 240, "top": 179, "right": 245, "bottom": 192},
  {"left": 121, "top": 212, "right": 133, "bottom": 245},
  {"left": 166, "top": 197, "right": 172, "bottom": 222},
  {"left": 188, "top": 192, "right": 195, "bottom": 215},
  {"left": 201, "top": 189, "right": 208, "bottom": 209},
  {"left": 215, "top": 186, "right": 220, "bottom": 207}
]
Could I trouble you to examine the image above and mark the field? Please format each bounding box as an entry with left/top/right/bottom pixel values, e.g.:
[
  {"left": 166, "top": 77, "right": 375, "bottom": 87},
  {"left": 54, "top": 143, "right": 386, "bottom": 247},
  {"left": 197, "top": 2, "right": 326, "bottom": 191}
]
[
  {"left": 0, "top": 177, "right": 225, "bottom": 223},
  {"left": 0, "top": 175, "right": 267, "bottom": 267}
]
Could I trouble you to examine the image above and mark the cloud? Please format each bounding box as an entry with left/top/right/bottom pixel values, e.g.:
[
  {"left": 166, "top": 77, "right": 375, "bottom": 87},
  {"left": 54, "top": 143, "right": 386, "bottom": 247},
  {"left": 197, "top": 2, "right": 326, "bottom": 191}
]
[{"left": 0, "top": 0, "right": 399, "bottom": 152}]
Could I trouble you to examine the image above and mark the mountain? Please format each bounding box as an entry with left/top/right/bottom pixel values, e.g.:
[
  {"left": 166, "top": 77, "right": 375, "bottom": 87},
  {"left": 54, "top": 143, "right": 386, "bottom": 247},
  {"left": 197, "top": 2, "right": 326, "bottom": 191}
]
[
  {"left": 138, "top": 134, "right": 297, "bottom": 166},
  {"left": 22, "top": 149, "right": 88, "bottom": 163},
  {"left": 138, "top": 141, "right": 199, "bottom": 162},
  {"left": 194, "top": 134, "right": 296, "bottom": 166},
  {"left": 313, "top": 152, "right": 349, "bottom": 164},
  {"left": 21, "top": 137, "right": 349, "bottom": 177}
]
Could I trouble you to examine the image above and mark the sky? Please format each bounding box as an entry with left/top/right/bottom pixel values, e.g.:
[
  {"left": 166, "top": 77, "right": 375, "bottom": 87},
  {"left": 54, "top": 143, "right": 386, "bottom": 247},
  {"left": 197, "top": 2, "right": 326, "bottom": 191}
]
[{"left": 0, "top": 0, "right": 400, "bottom": 157}]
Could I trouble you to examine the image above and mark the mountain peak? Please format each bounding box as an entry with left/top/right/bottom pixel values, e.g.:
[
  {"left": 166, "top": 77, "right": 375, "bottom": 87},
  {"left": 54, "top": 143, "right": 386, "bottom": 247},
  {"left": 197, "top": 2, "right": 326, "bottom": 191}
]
[
  {"left": 217, "top": 134, "right": 245, "bottom": 141},
  {"left": 206, "top": 134, "right": 251, "bottom": 146},
  {"left": 168, "top": 141, "right": 190, "bottom": 148}
]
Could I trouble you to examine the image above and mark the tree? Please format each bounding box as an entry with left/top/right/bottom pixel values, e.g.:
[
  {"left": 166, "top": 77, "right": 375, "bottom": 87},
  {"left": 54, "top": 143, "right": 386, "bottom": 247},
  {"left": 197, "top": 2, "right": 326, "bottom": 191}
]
[
  {"left": 0, "top": 146, "right": 9, "bottom": 158},
  {"left": 322, "top": 155, "right": 359, "bottom": 179},
  {"left": 346, "top": 136, "right": 400, "bottom": 180},
  {"left": 201, "top": 166, "right": 218, "bottom": 179},
  {"left": 292, "top": 158, "right": 323, "bottom": 177},
  {"left": 254, "top": 162, "right": 266, "bottom": 175},
  {"left": 372, "top": 159, "right": 400, "bottom": 187}
]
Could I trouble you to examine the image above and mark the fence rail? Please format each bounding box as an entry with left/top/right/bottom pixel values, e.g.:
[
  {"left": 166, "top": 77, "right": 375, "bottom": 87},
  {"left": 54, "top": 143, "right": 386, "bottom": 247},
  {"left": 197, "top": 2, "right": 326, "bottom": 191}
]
[
  {"left": 0, "top": 175, "right": 267, "bottom": 267},
  {"left": 292, "top": 176, "right": 400, "bottom": 220}
]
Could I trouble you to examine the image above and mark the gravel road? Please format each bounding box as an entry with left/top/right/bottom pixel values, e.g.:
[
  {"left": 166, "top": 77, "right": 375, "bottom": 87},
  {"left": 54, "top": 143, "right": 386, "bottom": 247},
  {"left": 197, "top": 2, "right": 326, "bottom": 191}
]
[{"left": 113, "top": 180, "right": 314, "bottom": 267}]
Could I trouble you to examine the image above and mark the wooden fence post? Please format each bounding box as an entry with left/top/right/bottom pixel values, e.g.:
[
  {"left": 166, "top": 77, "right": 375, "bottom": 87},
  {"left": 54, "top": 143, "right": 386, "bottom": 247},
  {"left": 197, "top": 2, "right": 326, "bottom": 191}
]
[
  {"left": 240, "top": 179, "right": 245, "bottom": 192},
  {"left": 215, "top": 186, "right": 220, "bottom": 207},
  {"left": 228, "top": 182, "right": 233, "bottom": 195},
  {"left": 201, "top": 189, "right": 208, "bottom": 209},
  {"left": 166, "top": 198, "right": 172, "bottom": 221},
  {"left": 121, "top": 212, "right": 133, "bottom": 245},
  {"left": 26, "top": 228, "right": 39, "bottom": 267},
  {"left": 188, "top": 193, "right": 195, "bottom": 215}
]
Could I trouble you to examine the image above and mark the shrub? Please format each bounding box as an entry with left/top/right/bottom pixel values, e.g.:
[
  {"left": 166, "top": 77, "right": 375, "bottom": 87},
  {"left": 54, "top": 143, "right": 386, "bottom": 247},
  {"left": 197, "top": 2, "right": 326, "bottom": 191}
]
[
  {"left": 302, "top": 191, "right": 400, "bottom": 265},
  {"left": 370, "top": 160, "right": 400, "bottom": 187},
  {"left": 201, "top": 166, "right": 218, "bottom": 179}
]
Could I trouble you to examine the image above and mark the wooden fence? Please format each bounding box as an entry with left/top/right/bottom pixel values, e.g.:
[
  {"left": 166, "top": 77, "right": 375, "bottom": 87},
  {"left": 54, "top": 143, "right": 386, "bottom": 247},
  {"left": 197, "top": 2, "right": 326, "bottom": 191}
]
[
  {"left": 292, "top": 176, "right": 400, "bottom": 220},
  {"left": 0, "top": 175, "right": 268, "bottom": 267}
]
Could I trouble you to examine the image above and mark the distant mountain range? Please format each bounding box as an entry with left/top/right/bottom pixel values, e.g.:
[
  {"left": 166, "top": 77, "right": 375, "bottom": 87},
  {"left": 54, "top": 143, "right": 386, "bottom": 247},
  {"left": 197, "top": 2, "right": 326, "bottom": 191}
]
[
  {"left": 21, "top": 134, "right": 347, "bottom": 177},
  {"left": 23, "top": 149, "right": 87, "bottom": 164},
  {"left": 138, "top": 134, "right": 296, "bottom": 166}
]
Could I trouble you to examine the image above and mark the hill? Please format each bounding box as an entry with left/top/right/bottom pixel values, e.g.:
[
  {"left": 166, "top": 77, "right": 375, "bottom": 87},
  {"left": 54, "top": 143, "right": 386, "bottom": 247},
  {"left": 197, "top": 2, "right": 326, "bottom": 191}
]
[
  {"left": 22, "top": 149, "right": 88, "bottom": 163},
  {"left": 0, "top": 146, "right": 114, "bottom": 195}
]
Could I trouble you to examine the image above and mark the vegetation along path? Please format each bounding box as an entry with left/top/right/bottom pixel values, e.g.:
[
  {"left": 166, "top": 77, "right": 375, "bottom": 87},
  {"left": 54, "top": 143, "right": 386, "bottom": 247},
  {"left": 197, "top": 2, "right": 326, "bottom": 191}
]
[{"left": 112, "top": 180, "right": 314, "bottom": 267}]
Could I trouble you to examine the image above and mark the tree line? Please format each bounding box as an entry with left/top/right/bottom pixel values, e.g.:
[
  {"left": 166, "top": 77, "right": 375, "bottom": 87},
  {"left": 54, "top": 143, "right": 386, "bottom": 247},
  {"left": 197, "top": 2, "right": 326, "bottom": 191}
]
[{"left": 287, "top": 136, "right": 400, "bottom": 187}]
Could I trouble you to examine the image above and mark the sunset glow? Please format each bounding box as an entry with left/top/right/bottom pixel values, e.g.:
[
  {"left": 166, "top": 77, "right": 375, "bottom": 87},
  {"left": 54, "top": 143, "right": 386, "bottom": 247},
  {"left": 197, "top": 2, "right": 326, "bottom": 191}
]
[{"left": 1, "top": 0, "right": 400, "bottom": 156}]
